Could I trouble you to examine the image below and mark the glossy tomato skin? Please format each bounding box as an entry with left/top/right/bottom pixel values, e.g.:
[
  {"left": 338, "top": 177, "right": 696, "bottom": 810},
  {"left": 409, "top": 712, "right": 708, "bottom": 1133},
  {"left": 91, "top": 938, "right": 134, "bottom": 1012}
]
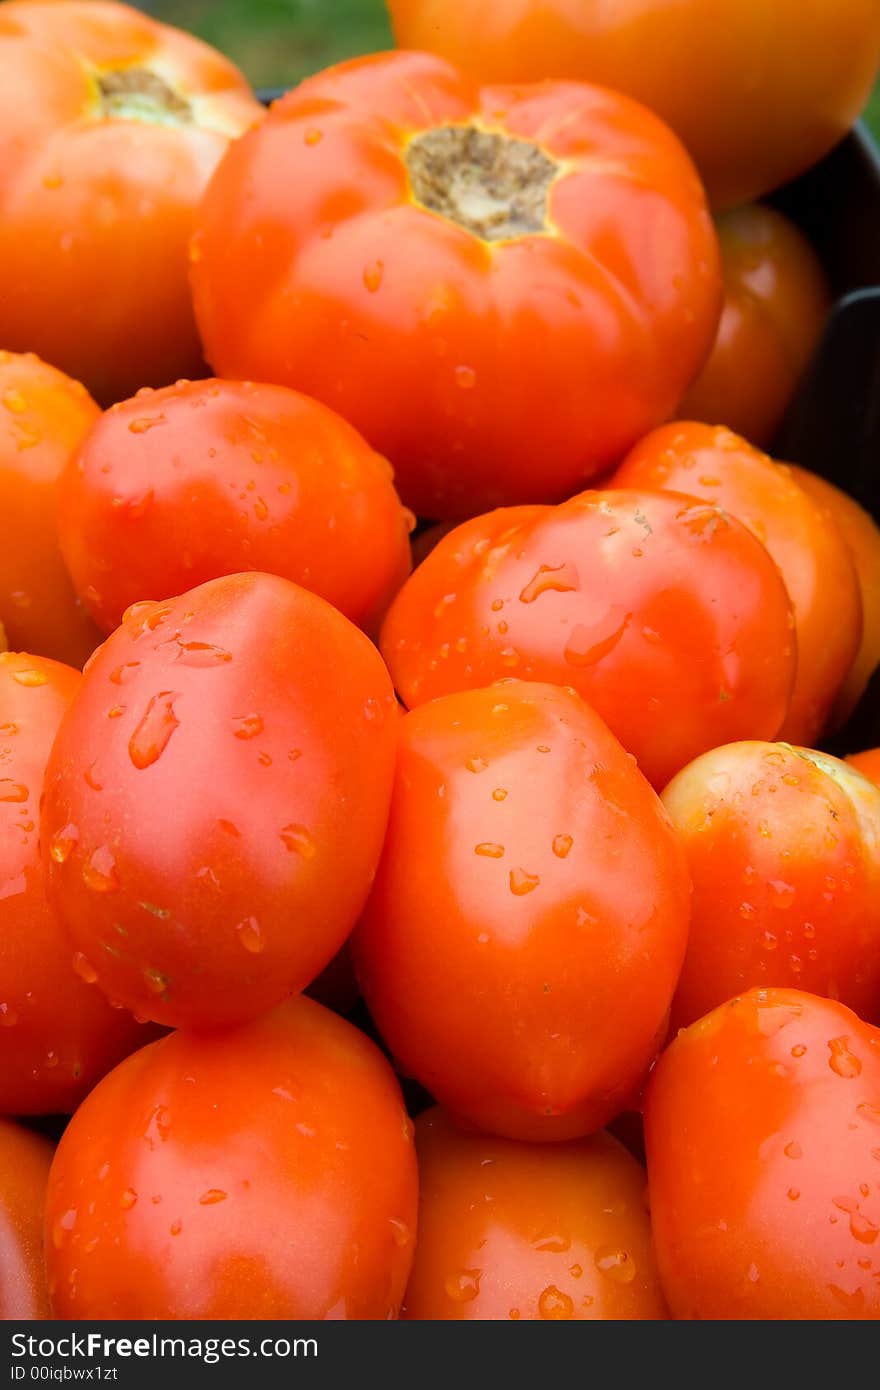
[
  {"left": 58, "top": 378, "right": 413, "bottom": 635},
  {"left": 0, "top": 351, "right": 101, "bottom": 667},
  {"left": 389, "top": 1, "right": 880, "bottom": 208},
  {"left": 847, "top": 748, "right": 880, "bottom": 787},
  {"left": 381, "top": 489, "right": 796, "bottom": 789},
  {"left": 0, "top": 652, "right": 156, "bottom": 1114},
  {"left": 662, "top": 742, "right": 880, "bottom": 1033},
  {"left": 645, "top": 988, "right": 880, "bottom": 1319},
  {"left": 192, "top": 50, "right": 720, "bottom": 520},
  {"left": 403, "top": 1108, "right": 667, "bottom": 1320},
  {"left": 0, "top": 1119, "right": 53, "bottom": 1318},
  {"left": 613, "top": 424, "right": 861, "bottom": 746},
  {"left": 679, "top": 206, "right": 831, "bottom": 446},
  {"left": 45, "top": 996, "right": 418, "bottom": 1319},
  {"left": 352, "top": 681, "right": 691, "bottom": 1141},
  {"left": 0, "top": 1, "right": 263, "bottom": 404},
  {"left": 41, "top": 573, "right": 399, "bottom": 1030}
]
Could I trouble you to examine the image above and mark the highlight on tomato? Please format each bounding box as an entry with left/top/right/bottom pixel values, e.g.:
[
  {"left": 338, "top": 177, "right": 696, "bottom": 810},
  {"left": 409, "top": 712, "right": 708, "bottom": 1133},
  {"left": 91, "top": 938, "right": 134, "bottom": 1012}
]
[{"left": 0, "top": 1118, "right": 53, "bottom": 1319}]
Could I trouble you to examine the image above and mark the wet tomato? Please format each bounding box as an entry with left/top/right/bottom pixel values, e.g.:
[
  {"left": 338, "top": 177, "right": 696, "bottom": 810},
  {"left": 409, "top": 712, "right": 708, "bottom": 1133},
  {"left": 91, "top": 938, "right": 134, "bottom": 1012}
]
[{"left": 0, "top": 1118, "right": 53, "bottom": 1318}]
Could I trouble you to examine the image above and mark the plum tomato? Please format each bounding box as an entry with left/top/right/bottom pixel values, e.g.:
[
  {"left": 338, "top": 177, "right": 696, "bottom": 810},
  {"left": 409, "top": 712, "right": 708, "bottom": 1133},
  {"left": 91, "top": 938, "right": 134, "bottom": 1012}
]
[{"left": 0, "top": 1118, "right": 53, "bottom": 1318}]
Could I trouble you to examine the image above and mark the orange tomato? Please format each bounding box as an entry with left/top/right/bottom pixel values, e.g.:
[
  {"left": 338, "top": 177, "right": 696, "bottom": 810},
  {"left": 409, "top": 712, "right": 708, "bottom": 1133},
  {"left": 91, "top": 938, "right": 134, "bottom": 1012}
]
[
  {"left": 847, "top": 748, "right": 880, "bottom": 787},
  {"left": 0, "top": 1118, "right": 53, "bottom": 1319}
]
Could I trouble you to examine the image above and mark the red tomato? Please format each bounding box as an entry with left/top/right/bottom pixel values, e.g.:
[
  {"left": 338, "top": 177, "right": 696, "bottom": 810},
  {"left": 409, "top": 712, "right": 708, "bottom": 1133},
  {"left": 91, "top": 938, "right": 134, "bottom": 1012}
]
[
  {"left": 0, "top": 351, "right": 101, "bottom": 668},
  {"left": 381, "top": 489, "right": 796, "bottom": 789},
  {"left": 41, "top": 572, "right": 398, "bottom": 1029},
  {"left": 389, "top": 0, "right": 880, "bottom": 208},
  {"left": 790, "top": 465, "right": 880, "bottom": 727},
  {"left": 352, "top": 681, "right": 690, "bottom": 1141},
  {"left": 645, "top": 988, "right": 880, "bottom": 1319},
  {"left": 0, "top": 651, "right": 155, "bottom": 1114},
  {"left": 0, "top": 1118, "right": 53, "bottom": 1318},
  {"left": 662, "top": 741, "right": 880, "bottom": 1032},
  {"left": 847, "top": 749, "right": 880, "bottom": 787},
  {"left": 0, "top": 0, "right": 263, "bottom": 404},
  {"left": 613, "top": 423, "right": 862, "bottom": 746},
  {"left": 45, "top": 996, "right": 418, "bottom": 1319},
  {"left": 679, "top": 206, "right": 831, "bottom": 446},
  {"left": 58, "top": 378, "right": 413, "bottom": 636},
  {"left": 191, "top": 50, "right": 721, "bottom": 519},
  {"left": 403, "top": 1108, "right": 668, "bottom": 1320}
]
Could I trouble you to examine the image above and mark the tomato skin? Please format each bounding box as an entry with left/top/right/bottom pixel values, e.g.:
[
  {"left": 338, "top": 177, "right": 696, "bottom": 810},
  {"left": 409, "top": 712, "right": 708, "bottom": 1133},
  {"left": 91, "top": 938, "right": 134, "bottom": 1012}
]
[
  {"left": 662, "top": 741, "right": 880, "bottom": 1033},
  {"left": 41, "top": 572, "right": 399, "bottom": 1030},
  {"left": 0, "top": 351, "right": 101, "bottom": 668},
  {"left": 58, "top": 378, "right": 413, "bottom": 636},
  {"left": 847, "top": 749, "right": 880, "bottom": 787},
  {"left": 45, "top": 996, "right": 418, "bottom": 1319},
  {"left": 389, "top": 1, "right": 880, "bottom": 208},
  {"left": 0, "top": 1, "right": 263, "bottom": 404},
  {"left": 678, "top": 206, "right": 831, "bottom": 446},
  {"left": 645, "top": 987, "right": 880, "bottom": 1319},
  {"left": 352, "top": 681, "right": 690, "bottom": 1141},
  {"left": 613, "top": 423, "right": 862, "bottom": 746},
  {"left": 192, "top": 50, "right": 720, "bottom": 520},
  {"left": 381, "top": 489, "right": 796, "bottom": 790},
  {"left": 402, "top": 1108, "right": 667, "bottom": 1320},
  {"left": 0, "top": 1119, "right": 53, "bottom": 1318}
]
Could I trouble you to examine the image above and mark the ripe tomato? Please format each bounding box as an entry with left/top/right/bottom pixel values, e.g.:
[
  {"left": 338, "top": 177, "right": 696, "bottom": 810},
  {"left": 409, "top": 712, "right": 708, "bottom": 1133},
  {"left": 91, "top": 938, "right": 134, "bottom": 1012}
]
[
  {"left": 403, "top": 1108, "right": 667, "bottom": 1320},
  {"left": 678, "top": 206, "right": 831, "bottom": 447},
  {"left": 45, "top": 996, "right": 418, "bottom": 1319},
  {"left": 0, "top": 0, "right": 263, "bottom": 404},
  {"left": 352, "top": 681, "right": 690, "bottom": 1141},
  {"left": 847, "top": 749, "right": 880, "bottom": 787},
  {"left": 381, "top": 489, "right": 796, "bottom": 789},
  {"left": 0, "top": 351, "right": 101, "bottom": 668},
  {"left": 613, "top": 423, "right": 862, "bottom": 746},
  {"left": 58, "top": 378, "right": 413, "bottom": 636},
  {"left": 789, "top": 466, "right": 880, "bottom": 727},
  {"left": 0, "top": 652, "right": 155, "bottom": 1114},
  {"left": 645, "top": 988, "right": 880, "bottom": 1319},
  {"left": 191, "top": 50, "right": 720, "bottom": 519},
  {"left": 41, "top": 572, "right": 398, "bottom": 1030},
  {"left": 389, "top": 1, "right": 880, "bottom": 208},
  {"left": 662, "top": 741, "right": 880, "bottom": 1032},
  {"left": 0, "top": 1119, "right": 53, "bottom": 1318}
]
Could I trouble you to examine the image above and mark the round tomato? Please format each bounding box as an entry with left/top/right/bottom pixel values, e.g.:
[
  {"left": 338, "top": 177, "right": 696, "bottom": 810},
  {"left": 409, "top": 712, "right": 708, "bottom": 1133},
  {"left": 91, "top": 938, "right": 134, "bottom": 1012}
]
[
  {"left": 45, "top": 996, "right": 418, "bottom": 1319},
  {"left": 0, "top": 1118, "right": 53, "bottom": 1318},
  {"left": 662, "top": 741, "right": 880, "bottom": 1032},
  {"left": 0, "top": 0, "right": 263, "bottom": 404},
  {"left": 389, "top": 1, "right": 880, "bottom": 208},
  {"left": 0, "top": 651, "right": 155, "bottom": 1114},
  {"left": 381, "top": 489, "right": 796, "bottom": 789},
  {"left": 645, "top": 987, "right": 880, "bottom": 1319},
  {"left": 847, "top": 748, "right": 880, "bottom": 787},
  {"left": 191, "top": 50, "right": 720, "bottom": 519},
  {"left": 678, "top": 205, "right": 831, "bottom": 446},
  {"left": 0, "top": 351, "right": 101, "bottom": 668},
  {"left": 613, "top": 423, "right": 862, "bottom": 746},
  {"left": 352, "top": 681, "right": 690, "bottom": 1141},
  {"left": 58, "top": 378, "right": 413, "bottom": 636},
  {"left": 41, "top": 572, "right": 398, "bottom": 1030},
  {"left": 403, "top": 1108, "right": 667, "bottom": 1320}
]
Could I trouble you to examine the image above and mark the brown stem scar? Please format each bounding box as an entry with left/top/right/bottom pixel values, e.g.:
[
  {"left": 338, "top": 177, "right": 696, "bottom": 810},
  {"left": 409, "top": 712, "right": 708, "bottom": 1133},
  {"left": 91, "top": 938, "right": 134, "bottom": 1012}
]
[
  {"left": 97, "top": 67, "right": 193, "bottom": 126},
  {"left": 406, "top": 125, "right": 558, "bottom": 242}
]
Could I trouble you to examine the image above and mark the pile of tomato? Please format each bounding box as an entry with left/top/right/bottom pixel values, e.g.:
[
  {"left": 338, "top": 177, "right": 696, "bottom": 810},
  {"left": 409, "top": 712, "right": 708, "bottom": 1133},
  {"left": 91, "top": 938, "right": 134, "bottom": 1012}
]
[{"left": 2, "top": 0, "right": 880, "bottom": 1323}]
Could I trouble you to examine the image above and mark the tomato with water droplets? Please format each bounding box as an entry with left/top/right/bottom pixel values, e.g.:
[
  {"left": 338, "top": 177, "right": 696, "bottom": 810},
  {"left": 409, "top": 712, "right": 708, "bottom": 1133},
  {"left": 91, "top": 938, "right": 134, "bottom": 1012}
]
[{"left": 0, "top": 1118, "right": 53, "bottom": 1318}]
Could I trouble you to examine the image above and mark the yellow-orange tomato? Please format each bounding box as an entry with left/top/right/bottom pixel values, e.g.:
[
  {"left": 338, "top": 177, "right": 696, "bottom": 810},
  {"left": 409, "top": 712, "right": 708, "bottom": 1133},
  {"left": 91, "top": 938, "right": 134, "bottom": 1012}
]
[
  {"left": 389, "top": 0, "right": 880, "bottom": 208},
  {"left": 847, "top": 748, "right": 880, "bottom": 787},
  {"left": 679, "top": 206, "right": 831, "bottom": 447},
  {"left": 789, "top": 466, "right": 880, "bottom": 727},
  {"left": 0, "top": 0, "right": 263, "bottom": 404},
  {"left": 403, "top": 1109, "right": 668, "bottom": 1320},
  {"left": 0, "top": 1118, "right": 53, "bottom": 1319},
  {"left": 0, "top": 351, "right": 101, "bottom": 667},
  {"left": 613, "top": 423, "right": 862, "bottom": 746}
]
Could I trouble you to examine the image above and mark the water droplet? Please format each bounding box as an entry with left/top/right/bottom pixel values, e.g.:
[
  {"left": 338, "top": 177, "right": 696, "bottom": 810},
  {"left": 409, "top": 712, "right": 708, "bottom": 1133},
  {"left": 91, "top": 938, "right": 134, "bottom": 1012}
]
[
  {"left": 11, "top": 668, "right": 47, "bottom": 688},
  {"left": 445, "top": 1269, "right": 481, "bottom": 1303},
  {"left": 857, "top": 1103, "right": 880, "bottom": 1125},
  {"left": 787, "top": 1187, "right": 800, "bottom": 1201},
  {"left": 552, "top": 834, "right": 573, "bottom": 859},
  {"left": 534, "top": 1232, "right": 571, "bottom": 1253},
  {"left": 304, "top": 128, "right": 323, "bottom": 146},
  {"left": 128, "top": 415, "right": 166, "bottom": 434},
  {"left": 236, "top": 917, "right": 264, "bottom": 954},
  {"left": 143, "top": 968, "right": 168, "bottom": 997},
  {"left": 595, "top": 1248, "right": 636, "bottom": 1284},
  {"left": 363, "top": 260, "right": 384, "bottom": 292},
  {"left": 747, "top": 1262, "right": 760, "bottom": 1283},
  {"left": 784, "top": 1140, "right": 802, "bottom": 1159},
  {"left": 52, "top": 1209, "right": 77, "bottom": 1248},
  {"left": 832, "top": 1196, "right": 879, "bottom": 1244},
  {"left": 828, "top": 1037, "right": 862, "bottom": 1078},
  {"left": 198, "top": 1189, "right": 227, "bottom": 1205},
  {"left": 492, "top": 788, "right": 507, "bottom": 801},
  {"left": 2, "top": 388, "right": 26, "bottom": 413},
  {"left": 389, "top": 1218, "right": 410, "bottom": 1247},
  {"left": 569, "top": 1264, "right": 583, "bottom": 1279},
  {"left": 84, "top": 763, "right": 103, "bottom": 792},
  {"left": 171, "top": 640, "right": 232, "bottom": 668},
  {"left": 564, "top": 611, "right": 631, "bottom": 667},
  {"left": 791, "top": 1044, "right": 807, "bottom": 1058},
  {"left": 169, "top": 1220, "right": 183, "bottom": 1236},
  {"left": 109, "top": 662, "right": 140, "bottom": 686},
  {"left": 538, "top": 1285, "right": 574, "bottom": 1319},
  {"left": 466, "top": 755, "right": 488, "bottom": 774},
  {"left": 233, "top": 714, "right": 263, "bottom": 740},
  {"left": 120, "top": 1189, "right": 138, "bottom": 1210},
  {"left": 81, "top": 846, "right": 118, "bottom": 893},
  {"left": 475, "top": 843, "right": 504, "bottom": 858},
  {"left": 129, "top": 692, "right": 180, "bottom": 769},
  {"left": 0, "top": 1003, "right": 18, "bottom": 1028},
  {"left": 454, "top": 366, "right": 476, "bottom": 390},
  {"left": 509, "top": 868, "right": 540, "bottom": 896},
  {"left": 0, "top": 780, "right": 27, "bottom": 803},
  {"left": 769, "top": 879, "right": 795, "bottom": 909},
  {"left": 519, "top": 563, "right": 580, "bottom": 604},
  {"left": 280, "top": 824, "right": 316, "bottom": 858}
]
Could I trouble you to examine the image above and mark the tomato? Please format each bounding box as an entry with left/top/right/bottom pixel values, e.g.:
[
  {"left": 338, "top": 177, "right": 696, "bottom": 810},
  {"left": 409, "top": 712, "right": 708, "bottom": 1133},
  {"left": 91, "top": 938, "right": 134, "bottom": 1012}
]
[
  {"left": 41, "top": 572, "right": 398, "bottom": 1030},
  {"left": 352, "top": 681, "right": 690, "bottom": 1141},
  {"left": 847, "top": 749, "right": 880, "bottom": 787},
  {"left": 381, "top": 489, "right": 796, "bottom": 790},
  {"left": 678, "top": 206, "right": 831, "bottom": 447},
  {"left": 0, "top": 351, "right": 101, "bottom": 668},
  {"left": 789, "top": 466, "right": 880, "bottom": 727},
  {"left": 45, "top": 996, "right": 418, "bottom": 1319},
  {"left": 613, "top": 423, "right": 862, "bottom": 747},
  {"left": 402, "top": 1108, "right": 667, "bottom": 1320},
  {"left": 0, "top": 1119, "right": 53, "bottom": 1318},
  {"left": 191, "top": 50, "right": 720, "bottom": 520},
  {"left": 0, "top": 0, "right": 262, "bottom": 404},
  {"left": 662, "top": 741, "right": 880, "bottom": 1033},
  {"left": 645, "top": 987, "right": 880, "bottom": 1319},
  {"left": 58, "top": 378, "right": 413, "bottom": 636},
  {"left": 389, "top": 1, "right": 880, "bottom": 208}
]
